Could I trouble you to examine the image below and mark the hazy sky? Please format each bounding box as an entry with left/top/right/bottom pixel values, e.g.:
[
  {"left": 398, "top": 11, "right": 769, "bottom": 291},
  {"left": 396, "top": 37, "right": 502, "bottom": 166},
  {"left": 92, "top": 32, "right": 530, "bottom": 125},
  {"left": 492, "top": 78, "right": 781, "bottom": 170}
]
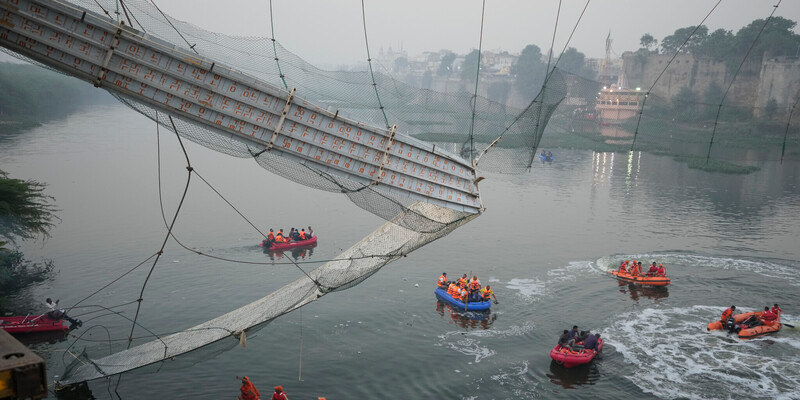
[{"left": 153, "top": 0, "right": 800, "bottom": 68}]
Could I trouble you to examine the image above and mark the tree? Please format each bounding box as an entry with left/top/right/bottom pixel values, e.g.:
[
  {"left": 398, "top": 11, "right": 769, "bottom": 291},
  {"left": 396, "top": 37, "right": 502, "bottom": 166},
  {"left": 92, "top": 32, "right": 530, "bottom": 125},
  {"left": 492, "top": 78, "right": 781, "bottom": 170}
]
[
  {"left": 661, "top": 25, "right": 708, "bottom": 54},
  {"left": 558, "top": 47, "right": 590, "bottom": 77},
  {"left": 733, "top": 17, "right": 800, "bottom": 60},
  {"left": 672, "top": 86, "right": 698, "bottom": 120},
  {"left": 0, "top": 170, "right": 57, "bottom": 243},
  {"left": 461, "top": 49, "right": 481, "bottom": 83},
  {"left": 487, "top": 80, "right": 510, "bottom": 105},
  {"left": 437, "top": 52, "right": 456, "bottom": 76},
  {"left": 640, "top": 33, "right": 657, "bottom": 51},
  {"left": 512, "top": 44, "right": 547, "bottom": 98},
  {"left": 694, "top": 28, "right": 735, "bottom": 60},
  {"left": 703, "top": 82, "right": 725, "bottom": 119}
]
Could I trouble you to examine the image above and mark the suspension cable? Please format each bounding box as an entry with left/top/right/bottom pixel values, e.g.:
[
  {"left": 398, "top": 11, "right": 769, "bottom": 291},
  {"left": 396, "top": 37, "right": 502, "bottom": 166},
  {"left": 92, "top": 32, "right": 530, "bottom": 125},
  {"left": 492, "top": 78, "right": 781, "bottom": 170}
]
[
  {"left": 468, "top": 0, "right": 487, "bottom": 166},
  {"left": 148, "top": 0, "right": 198, "bottom": 54},
  {"left": 127, "top": 115, "right": 192, "bottom": 347},
  {"left": 360, "top": 0, "right": 391, "bottom": 129},
  {"left": 630, "top": 0, "right": 723, "bottom": 152},
  {"left": 268, "top": 0, "right": 289, "bottom": 89},
  {"left": 705, "top": 0, "right": 781, "bottom": 164},
  {"left": 781, "top": 89, "right": 800, "bottom": 163}
]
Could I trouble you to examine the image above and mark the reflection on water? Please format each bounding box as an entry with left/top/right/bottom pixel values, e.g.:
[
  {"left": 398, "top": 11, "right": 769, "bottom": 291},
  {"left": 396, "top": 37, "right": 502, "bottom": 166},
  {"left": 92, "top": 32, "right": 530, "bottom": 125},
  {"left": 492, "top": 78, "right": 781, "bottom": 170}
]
[
  {"left": 616, "top": 281, "right": 669, "bottom": 301},
  {"left": 263, "top": 245, "right": 316, "bottom": 262},
  {"left": 435, "top": 300, "right": 497, "bottom": 330},
  {"left": 546, "top": 359, "right": 601, "bottom": 389}
]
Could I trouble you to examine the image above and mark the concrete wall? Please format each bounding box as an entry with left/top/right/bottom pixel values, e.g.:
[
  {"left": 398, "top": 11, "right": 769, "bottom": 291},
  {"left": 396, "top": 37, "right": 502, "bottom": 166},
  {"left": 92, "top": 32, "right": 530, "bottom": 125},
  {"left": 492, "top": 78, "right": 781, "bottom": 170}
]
[{"left": 623, "top": 52, "right": 800, "bottom": 117}]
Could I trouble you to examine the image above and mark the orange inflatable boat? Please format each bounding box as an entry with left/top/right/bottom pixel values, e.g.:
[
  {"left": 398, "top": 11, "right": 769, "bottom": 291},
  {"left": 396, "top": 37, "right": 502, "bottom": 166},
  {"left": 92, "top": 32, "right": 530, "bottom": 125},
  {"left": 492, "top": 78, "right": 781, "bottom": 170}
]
[
  {"left": 707, "top": 311, "right": 781, "bottom": 339},
  {"left": 608, "top": 270, "right": 670, "bottom": 286}
]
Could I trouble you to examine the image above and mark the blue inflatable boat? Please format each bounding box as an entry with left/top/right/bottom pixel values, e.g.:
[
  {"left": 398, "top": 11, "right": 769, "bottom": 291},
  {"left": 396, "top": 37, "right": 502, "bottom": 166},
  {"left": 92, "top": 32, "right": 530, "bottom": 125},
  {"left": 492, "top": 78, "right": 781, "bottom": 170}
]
[{"left": 434, "top": 287, "right": 492, "bottom": 311}]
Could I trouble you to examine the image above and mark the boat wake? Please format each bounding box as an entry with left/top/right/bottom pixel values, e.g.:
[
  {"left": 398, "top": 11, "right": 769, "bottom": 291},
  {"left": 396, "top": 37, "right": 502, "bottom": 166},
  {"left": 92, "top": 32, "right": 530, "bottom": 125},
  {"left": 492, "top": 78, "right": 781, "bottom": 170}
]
[
  {"left": 436, "top": 321, "right": 536, "bottom": 363},
  {"left": 603, "top": 305, "right": 800, "bottom": 399}
]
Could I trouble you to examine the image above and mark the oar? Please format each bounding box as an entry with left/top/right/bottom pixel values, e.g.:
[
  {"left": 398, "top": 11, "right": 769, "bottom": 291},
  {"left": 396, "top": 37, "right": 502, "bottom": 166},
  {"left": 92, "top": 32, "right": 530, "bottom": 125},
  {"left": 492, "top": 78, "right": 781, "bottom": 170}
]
[{"left": 783, "top": 322, "right": 795, "bottom": 328}]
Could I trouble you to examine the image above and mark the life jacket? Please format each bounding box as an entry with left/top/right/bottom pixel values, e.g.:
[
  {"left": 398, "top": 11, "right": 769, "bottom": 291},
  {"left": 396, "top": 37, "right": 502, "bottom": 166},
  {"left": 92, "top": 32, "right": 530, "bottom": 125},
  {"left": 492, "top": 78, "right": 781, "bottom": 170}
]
[
  {"left": 619, "top": 266, "right": 627, "bottom": 273},
  {"left": 457, "top": 277, "right": 466, "bottom": 286},
  {"left": 469, "top": 280, "right": 480, "bottom": 290},
  {"left": 447, "top": 283, "right": 459, "bottom": 297},
  {"left": 459, "top": 288, "right": 468, "bottom": 301},
  {"left": 239, "top": 377, "right": 261, "bottom": 400},
  {"left": 721, "top": 308, "right": 733, "bottom": 322},
  {"left": 772, "top": 306, "right": 781, "bottom": 318},
  {"left": 267, "top": 232, "right": 275, "bottom": 240},
  {"left": 761, "top": 310, "right": 778, "bottom": 324},
  {"left": 438, "top": 275, "right": 447, "bottom": 286},
  {"left": 275, "top": 231, "right": 284, "bottom": 242},
  {"left": 657, "top": 267, "right": 665, "bottom": 276},
  {"left": 299, "top": 231, "right": 307, "bottom": 240},
  {"left": 482, "top": 289, "right": 492, "bottom": 300}
]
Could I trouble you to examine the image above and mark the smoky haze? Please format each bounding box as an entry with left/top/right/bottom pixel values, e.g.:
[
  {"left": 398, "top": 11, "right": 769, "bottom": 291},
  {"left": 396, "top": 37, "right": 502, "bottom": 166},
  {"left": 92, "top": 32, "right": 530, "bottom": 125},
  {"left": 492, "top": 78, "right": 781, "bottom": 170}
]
[{"left": 151, "top": 0, "right": 800, "bottom": 67}]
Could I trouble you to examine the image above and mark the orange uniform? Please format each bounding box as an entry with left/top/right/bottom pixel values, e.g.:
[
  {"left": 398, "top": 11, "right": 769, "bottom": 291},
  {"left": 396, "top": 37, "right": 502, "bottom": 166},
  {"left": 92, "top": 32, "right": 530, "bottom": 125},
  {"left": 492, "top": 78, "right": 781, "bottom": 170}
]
[{"left": 438, "top": 274, "right": 448, "bottom": 286}]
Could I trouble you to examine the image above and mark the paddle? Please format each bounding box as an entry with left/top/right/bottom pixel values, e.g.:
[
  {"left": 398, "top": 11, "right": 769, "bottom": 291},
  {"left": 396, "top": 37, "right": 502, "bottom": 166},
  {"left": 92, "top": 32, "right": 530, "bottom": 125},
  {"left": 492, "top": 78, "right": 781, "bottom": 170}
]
[{"left": 783, "top": 322, "right": 795, "bottom": 328}]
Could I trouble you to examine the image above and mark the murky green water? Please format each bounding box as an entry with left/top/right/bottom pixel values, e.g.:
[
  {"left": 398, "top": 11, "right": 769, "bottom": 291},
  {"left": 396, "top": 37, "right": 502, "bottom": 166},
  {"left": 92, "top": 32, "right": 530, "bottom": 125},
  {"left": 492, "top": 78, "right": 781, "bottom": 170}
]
[{"left": 3, "top": 105, "right": 799, "bottom": 399}]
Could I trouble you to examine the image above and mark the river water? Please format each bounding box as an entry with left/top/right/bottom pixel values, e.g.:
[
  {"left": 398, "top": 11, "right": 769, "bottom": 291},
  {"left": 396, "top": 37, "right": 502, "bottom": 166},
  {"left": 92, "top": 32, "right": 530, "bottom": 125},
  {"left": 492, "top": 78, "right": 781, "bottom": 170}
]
[{"left": 3, "top": 104, "right": 800, "bottom": 399}]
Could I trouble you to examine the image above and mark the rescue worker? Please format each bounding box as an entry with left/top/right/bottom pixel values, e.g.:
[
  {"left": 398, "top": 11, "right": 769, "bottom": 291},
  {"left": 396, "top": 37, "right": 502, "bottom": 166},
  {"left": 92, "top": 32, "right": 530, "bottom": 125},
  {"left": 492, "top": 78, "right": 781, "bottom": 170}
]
[
  {"left": 469, "top": 276, "right": 481, "bottom": 292},
  {"left": 236, "top": 376, "right": 261, "bottom": 400},
  {"left": 271, "top": 385, "right": 289, "bottom": 400},
  {"left": 290, "top": 228, "right": 300, "bottom": 241},
  {"left": 45, "top": 298, "right": 81, "bottom": 327},
  {"left": 458, "top": 286, "right": 468, "bottom": 303},
  {"left": 298, "top": 229, "right": 307, "bottom": 240},
  {"left": 437, "top": 272, "right": 448, "bottom": 287},
  {"left": 583, "top": 333, "right": 600, "bottom": 351},
  {"left": 558, "top": 330, "right": 571, "bottom": 348},
  {"left": 630, "top": 262, "right": 641, "bottom": 276},
  {"left": 761, "top": 306, "right": 778, "bottom": 325},
  {"left": 656, "top": 264, "right": 666, "bottom": 277},
  {"left": 568, "top": 325, "right": 580, "bottom": 340},
  {"left": 447, "top": 282, "right": 460, "bottom": 297},
  {"left": 619, "top": 261, "right": 628, "bottom": 273},
  {"left": 647, "top": 262, "right": 658, "bottom": 276},
  {"left": 267, "top": 229, "right": 275, "bottom": 242},
  {"left": 481, "top": 285, "right": 497, "bottom": 303},
  {"left": 721, "top": 305, "right": 736, "bottom": 322},
  {"left": 772, "top": 304, "right": 782, "bottom": 319},
  {"left": 275, "top": 229, "right": 285, "bottom": 243},
  {"left": 457, "top": 274, "right": 467, "bottom": 287}
]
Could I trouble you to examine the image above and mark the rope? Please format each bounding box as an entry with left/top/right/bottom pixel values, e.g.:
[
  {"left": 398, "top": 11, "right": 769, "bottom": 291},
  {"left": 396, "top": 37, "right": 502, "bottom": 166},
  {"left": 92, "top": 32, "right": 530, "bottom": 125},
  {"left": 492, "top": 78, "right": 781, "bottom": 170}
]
[
  {"left": 148, "top": 0, "right": 198, "bottom": 54},
  {"left": 630, "top": 0, "right": 723, "bottom": 152},
  {"left": 705, "top": 0, "right": 782, "bottom": 164},
  {"left": 479, "top": 0, "right": 590, "bottom": 160},
  {"left": 468, "top": 0, "right": 487, "bottom": 165},
  {"left": 781, "top": 89, "right": 800, "bottom": 163},
  {"left": 360, "top": 0, "right": 391, "bottom": 129},
  {"left": 268, "top": 0, "right": 289, "bottom": 89},
  {"left": 127, "top": 115, "right": 192, "bottom": 347},
  {"left": 118, "top": 0, "right": 145, "bottom": 33}
]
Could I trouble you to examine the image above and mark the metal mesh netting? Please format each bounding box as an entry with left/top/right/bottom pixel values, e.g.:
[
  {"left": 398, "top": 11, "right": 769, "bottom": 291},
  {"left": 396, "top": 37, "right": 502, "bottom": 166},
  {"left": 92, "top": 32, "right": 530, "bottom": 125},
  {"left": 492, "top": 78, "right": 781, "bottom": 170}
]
[{"left": 61, "top": 204, "right": 477, "bottom": 383}]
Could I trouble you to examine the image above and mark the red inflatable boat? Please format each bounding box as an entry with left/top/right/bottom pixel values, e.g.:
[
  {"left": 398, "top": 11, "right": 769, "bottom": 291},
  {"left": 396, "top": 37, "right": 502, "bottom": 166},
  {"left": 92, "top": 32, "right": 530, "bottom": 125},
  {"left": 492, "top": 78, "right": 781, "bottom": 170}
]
[
  {"left": 261, "top": 235, "right": 317, "bottom": 250},
  {"left": 550, "top": 339, "right": 604, "bottom": 368},
  {"left": 0, "top": 315, "right": 69, "bottom": 334}
]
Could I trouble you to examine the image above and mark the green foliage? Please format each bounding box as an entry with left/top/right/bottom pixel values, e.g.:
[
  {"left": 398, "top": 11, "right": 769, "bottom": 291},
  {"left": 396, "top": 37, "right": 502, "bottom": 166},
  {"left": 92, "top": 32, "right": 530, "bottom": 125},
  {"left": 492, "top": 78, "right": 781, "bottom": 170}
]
[
  {"left": 487, "top": 80, "right": 510, "bottom": 105},
  {"left": 437, "top": 52, "right": 456, "bottom": 76},
  {"left": 734, "top": 17, "right": 800, "bottom": 60},
  {"left": 694, "top": 29, "right": 735, "bottom": 60},
  {"left": 0, "top": 170, "right": 58, "bottom": 243},
  {"left": 661, "top": 25, "right": 708, "bottom": 54},
  {"left": 557, "top": 47, "right": 593, "bottom": 78},
  {"left": 640, "top": 33, "right": 657, "bottom": 51},
  {"left": 461, "top": 49, "right": 480, "bottom": 83},
  {"left": 513, "top": 44, "right": 547, "bottom": 99},
  {"left": 672, "top": 86, "right": 699, "bottom": 120},
  {"left": 0, "top": 248, "right": 54, "bottom": 297}
]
